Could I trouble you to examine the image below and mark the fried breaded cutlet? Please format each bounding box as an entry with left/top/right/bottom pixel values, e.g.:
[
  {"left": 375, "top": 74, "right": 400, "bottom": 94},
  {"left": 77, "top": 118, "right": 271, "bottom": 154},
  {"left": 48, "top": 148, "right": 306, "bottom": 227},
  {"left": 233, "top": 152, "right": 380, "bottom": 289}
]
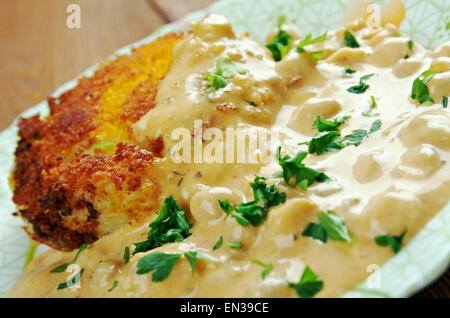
[{"left": 12, "top": 33, "right": 184, "bottom": 251}]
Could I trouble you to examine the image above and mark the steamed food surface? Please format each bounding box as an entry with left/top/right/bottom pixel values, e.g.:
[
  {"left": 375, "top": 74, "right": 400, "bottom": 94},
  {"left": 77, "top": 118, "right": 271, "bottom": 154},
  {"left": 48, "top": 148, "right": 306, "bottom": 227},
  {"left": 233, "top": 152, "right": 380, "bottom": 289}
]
[{"left": 8, "top": 11, "right": 450, "bottom": 297}]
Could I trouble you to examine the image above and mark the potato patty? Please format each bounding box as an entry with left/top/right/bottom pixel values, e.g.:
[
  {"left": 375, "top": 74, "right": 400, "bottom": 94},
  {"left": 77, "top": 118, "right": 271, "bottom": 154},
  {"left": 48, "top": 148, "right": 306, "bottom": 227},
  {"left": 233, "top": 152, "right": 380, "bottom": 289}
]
[{"left": 12, "top": 33, "right": 183, "bottom": 251}]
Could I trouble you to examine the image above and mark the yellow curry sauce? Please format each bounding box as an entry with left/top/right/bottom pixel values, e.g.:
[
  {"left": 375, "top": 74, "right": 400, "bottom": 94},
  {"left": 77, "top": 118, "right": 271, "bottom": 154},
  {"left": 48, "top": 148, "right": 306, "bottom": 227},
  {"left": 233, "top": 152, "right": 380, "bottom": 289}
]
[{"left": 8, "top": 11, "right": 450, "bottom": 297}]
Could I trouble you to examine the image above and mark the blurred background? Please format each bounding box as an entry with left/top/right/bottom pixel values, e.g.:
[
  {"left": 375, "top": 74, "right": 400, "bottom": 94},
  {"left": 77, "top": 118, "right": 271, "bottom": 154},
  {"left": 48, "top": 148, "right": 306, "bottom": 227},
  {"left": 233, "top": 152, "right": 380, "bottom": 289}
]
[
  {"left": 0, "top": 0, "right": 447, "bottom": 297},
  {"left": 0, "top": 0, "right": 215, "bottom": 130}
]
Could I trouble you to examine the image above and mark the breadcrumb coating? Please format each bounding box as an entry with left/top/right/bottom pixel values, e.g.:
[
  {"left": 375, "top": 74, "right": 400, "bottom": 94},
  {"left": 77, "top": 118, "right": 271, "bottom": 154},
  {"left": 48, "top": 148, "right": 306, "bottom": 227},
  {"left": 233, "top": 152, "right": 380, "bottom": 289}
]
[{"left": 12, "top": 33, "right": 183, "bottom": 250}]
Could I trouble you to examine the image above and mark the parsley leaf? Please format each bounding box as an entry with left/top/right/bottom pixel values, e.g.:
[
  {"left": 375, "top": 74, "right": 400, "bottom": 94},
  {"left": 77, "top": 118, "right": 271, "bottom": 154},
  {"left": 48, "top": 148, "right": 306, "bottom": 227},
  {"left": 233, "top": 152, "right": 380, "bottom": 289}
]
[
  {"left": 343, "top": 28, "right": 360, "bottom": 48},
  {"left": 347, "top": 73, "right": 374, "bottom": 94},
  {"left": 318, "top": 211, "right": 353, "bottom": 243},
  {"left": 297, "top": 32, "right": 328, "bottom": 49},
  {"left": 312, "top": 115, "right": 349, "bottom": 132},
  {"left": 123, "top": 246, "right": 130, "bottom": 264},
  {"left": 296, "top": 33, "right": 328, "bottom": 61},
  {"left": 212, "top": 236, "right": 223, "bottom": 250},
  {"left": 50, "top": 243, "right": 87, "bottom": 273},
  {"left": 136, "top": 252, "right": 181, "bottom": 282},
  {"left": 220, "top": 176, "right": 286, "bottom": 227},
  {"left": 308, "top": 131, "right": 344, "bottom": 155},
  {"left": 344, "top": 119, "right": 381, "bottom": 146},
  {"left": 444, "top": 96, "right": 448, "bottom": 108},
  {"left": 362, "top": 95, "right": 380, "bottom": 117},
  {"left": 108, "top": 280, "right": 118, "bottom": 292},
  {"left": 342, "top": 66, "right": 357, "bottom": 76},
  {"left": 57, "top": 268, "right": 85, "bottom": 290},
  {"left": 267, "top": 30, "right": 293, "bottom": 61},
  {"left": 302, "top": 210, "right": 353, "bottom": 243},
  {"left": 375, "top": 230, "right": 406, "bottom": 254},
  {"left": 288, "top": 266, "right": 323, "bottom": 298},
  {"left": 204, "top": 70, "right": 227, "bottom": 90},
  {"left": 217, "top": 56, "right": 247, "bottom": 78},
  {"left": 411, "top": 70, "right": 435, "bottom": 104},
  {"left": 275, "top": 147, "right": 330, "bottom": 189},
  {"left": 302, "top": 222, "right": 328, "bottom": 243},
  {"left": 227, "top": 240, "right": 242, "bottom": 249},
  {"left": 344, "top": 129, "right": 367, "bottom": 146},
  {"left": 205, "top": 56, "right": 247, "bottom": 90},
  {"left": 218, "top": 199, "right": 234, "bottom": 216},
  {"left": 251, "top": 259, "right": 273, "bottom": 279},
  {"left": 307, "top": 116, "right": 349, "bottom": 155},
  {"left": 368, "top": 119, "right": 382, "bottom": 134},
  {"left": 184, "top": 251, "right": 198, "bottom": 276},
  {"left": 133, "top": 196, "right": 192, "bottom": 254},
  {"left": 407, "top": 39, "right": 414, "bottom": 50},
  {"left": 183, "top": 251, "right": 215, "bottom": 275}
]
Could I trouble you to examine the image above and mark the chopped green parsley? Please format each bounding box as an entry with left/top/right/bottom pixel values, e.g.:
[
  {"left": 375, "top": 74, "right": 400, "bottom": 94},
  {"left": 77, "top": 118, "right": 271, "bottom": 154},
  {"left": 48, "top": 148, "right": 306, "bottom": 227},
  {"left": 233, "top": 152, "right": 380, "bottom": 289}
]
[
  {"left": 288, "top": 266, "right": 323, "bottom": 298},
  {"left": 50, "top": 243, "right": 87, "bottom": 273},
  {"left": 411, "top": 70, "right": 435, "bottom": 104},
  {"left": 275, "top": 147, "right": 330, "bottom": 189},
  {"left": 343, "top": 28, "right": 360, "bottom": 48},
  {"left": 302, "top": 210, "right": 353, "bottom": 243},
  {"left": 219, "top": 176, "right": 286, "bottom": 226},
  {"left": 205, "top": 56, "right": 247, "bottom": 90},
  {"left": 227, "top": 241, "right": 242, "bottom": 249},
  {"left": 347, "top": 73, "right": 374, "bottom": 94},
  {"left": 136, "top": 252, "right": 181, "bottom": 282},
  {"left": 251, "top": 259, "right": 273, "bottom": 279},
  {"left": 133, "top": 196, "right": 192, "bottom": 254},
  {"left": 375, "top": 230, "right": 407, "bottom": 254}
]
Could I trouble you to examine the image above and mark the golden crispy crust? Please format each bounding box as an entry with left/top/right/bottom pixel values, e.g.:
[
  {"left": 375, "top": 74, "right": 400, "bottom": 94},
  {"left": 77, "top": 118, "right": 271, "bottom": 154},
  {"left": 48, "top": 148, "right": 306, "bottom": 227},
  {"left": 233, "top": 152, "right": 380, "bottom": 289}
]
[{"left": 13, "top": 33, "right": 183, "bottom": 250}]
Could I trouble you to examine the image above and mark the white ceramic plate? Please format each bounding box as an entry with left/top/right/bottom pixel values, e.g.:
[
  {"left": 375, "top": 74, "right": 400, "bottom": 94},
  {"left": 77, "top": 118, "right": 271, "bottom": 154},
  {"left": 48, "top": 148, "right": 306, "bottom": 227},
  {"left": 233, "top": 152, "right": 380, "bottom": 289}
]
[{"left": 0, "top": 0, "right": 449, "bottom": 297}]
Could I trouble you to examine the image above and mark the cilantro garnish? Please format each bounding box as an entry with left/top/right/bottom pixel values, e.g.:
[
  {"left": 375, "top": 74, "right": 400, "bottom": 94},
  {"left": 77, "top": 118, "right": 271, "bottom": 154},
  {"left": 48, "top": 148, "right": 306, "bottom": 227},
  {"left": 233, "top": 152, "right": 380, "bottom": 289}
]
[
  {"left": 296, "top": 32, "right": 328, "bottom": 61},
  {"left": 288, "top": 266, "right": 323, "bottom": 298},
  {"left": 50, "top": 243, "right": 87, "bottom": 273},
  {"left": 251, "top": 259, "right": 273, "bottom": 279},
  {"left": 411, "top": 70, "right": 435, "bottom": 104},
  {"left": 362, "top": 95, "right": 380, "bottom": 117},
  {"left": 123, "top": 246, "right": 130, "bottom": 264},
  {"left": 302, "top": 210, "right": 353, "bottom": 243},
  {"left": 136, "top": 252, "right": 181, "bottom": 282},
  {"left": 266, "top": 30, "right": 294, "bottom": 61},
  {"left": 205, "top": 56, "right": 247, "bottom": 90},
  {"left": 227, "top": 241, "right": 242, "bottom": 249},
  {"left": 212, "top": 236, "right": 223, "bottom": 250},
  {"left": 108, "top": 280, "right": 118, "bottom": 292},
  {"left": 275, "top": 147, "right": 330, "bottom": 188},
  {"left": 133, "top": 196, "right": 192, "bottom": 254},
  {"left": 219, "top": 176, "right": 286, "bottom": 226},
  {"left": 57, "top": 268, "right": 85, "bottom": 290},
  {"left": 343, "top": 28, "right": 360, "bottom": 48},
  {"left": 347, "top": 73, "right": 374, "bottom": 94},
  {"left": 375, "top": 230, "right": 407, "bottom": 254},
  {"left": 342, "top": 66, "right": 357, "bottom": 76},
  {"left": 444, "top": 96, "right": 448, "bottom": 108}
]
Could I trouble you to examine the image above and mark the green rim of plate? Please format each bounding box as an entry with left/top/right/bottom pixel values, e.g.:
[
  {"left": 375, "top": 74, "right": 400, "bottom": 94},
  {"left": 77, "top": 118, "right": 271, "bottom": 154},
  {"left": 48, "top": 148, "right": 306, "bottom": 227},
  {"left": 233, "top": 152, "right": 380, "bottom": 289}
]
[{"left": 0, "top": 0, "right": 449, "bottom": 298}]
